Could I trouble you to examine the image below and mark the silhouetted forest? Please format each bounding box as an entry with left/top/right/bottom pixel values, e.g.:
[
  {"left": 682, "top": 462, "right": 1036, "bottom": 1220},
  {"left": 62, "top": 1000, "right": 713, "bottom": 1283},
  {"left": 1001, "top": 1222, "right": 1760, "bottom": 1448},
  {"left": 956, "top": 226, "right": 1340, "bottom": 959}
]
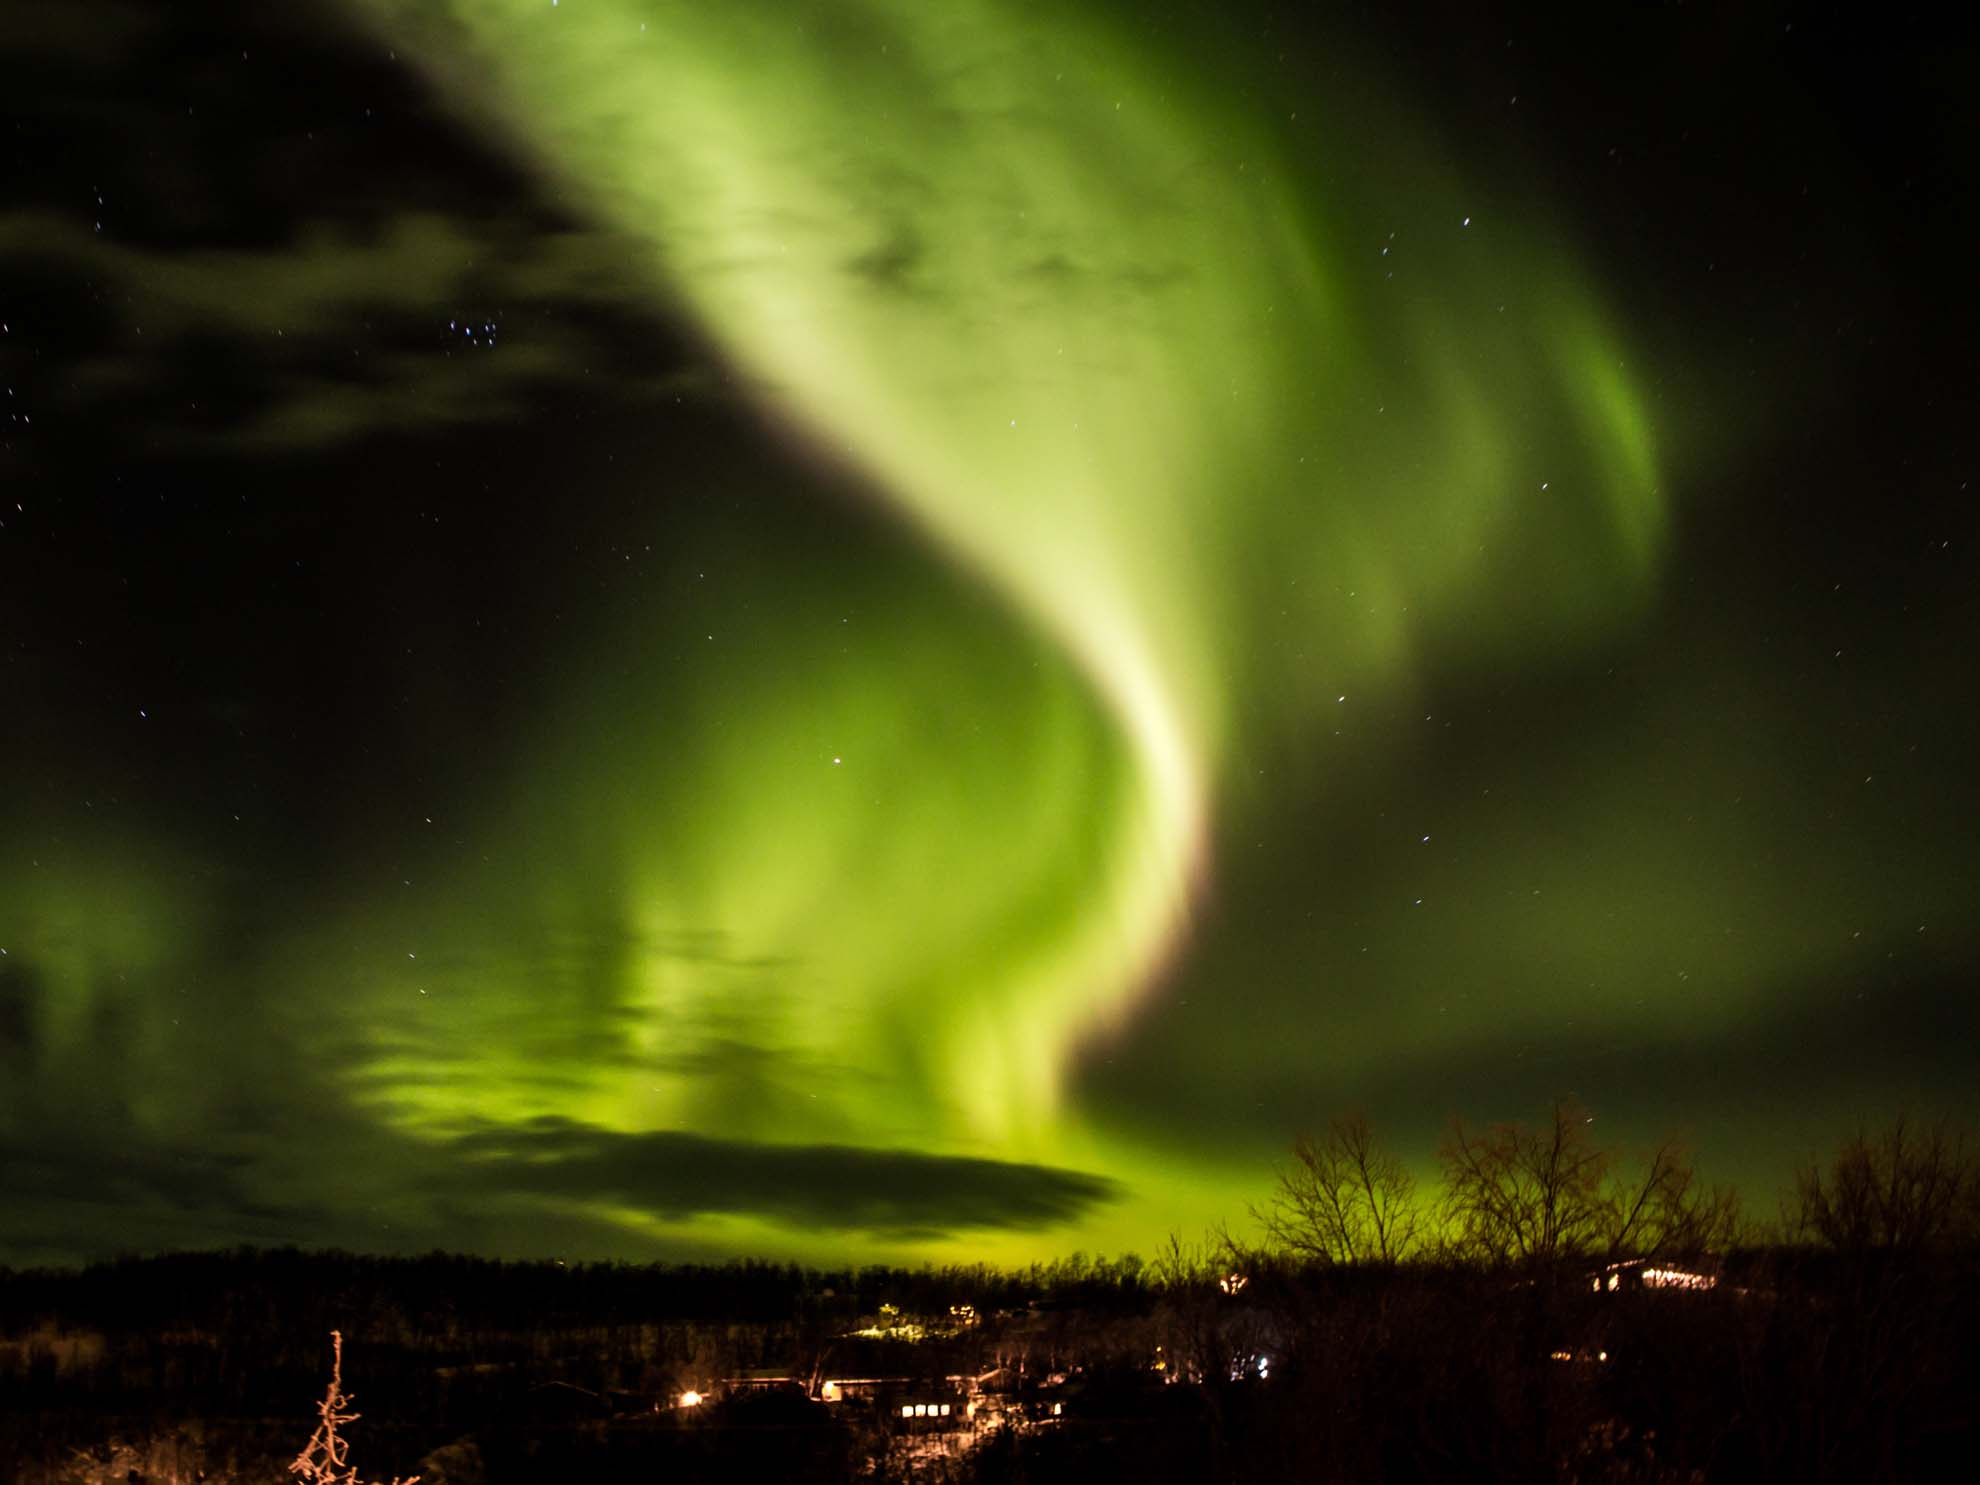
[{"left": 3, "top": 1114, "right": 1974, "bottom": 1483}]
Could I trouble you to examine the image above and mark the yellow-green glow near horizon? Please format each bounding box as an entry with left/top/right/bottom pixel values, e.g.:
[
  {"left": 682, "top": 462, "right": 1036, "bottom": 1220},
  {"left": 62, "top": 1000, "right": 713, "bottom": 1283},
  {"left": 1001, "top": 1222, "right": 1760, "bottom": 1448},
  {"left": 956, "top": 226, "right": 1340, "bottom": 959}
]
[{"left": 318, "top": 0, "right": 1665, "bottom": 1230}]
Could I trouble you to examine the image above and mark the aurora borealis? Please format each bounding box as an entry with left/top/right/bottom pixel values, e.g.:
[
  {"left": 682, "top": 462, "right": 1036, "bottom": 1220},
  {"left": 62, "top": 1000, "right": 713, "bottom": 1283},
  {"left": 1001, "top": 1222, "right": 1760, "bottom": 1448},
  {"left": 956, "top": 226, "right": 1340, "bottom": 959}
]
[{"left": 3, "top": 1, "right": 1976, "bottom": 1268}]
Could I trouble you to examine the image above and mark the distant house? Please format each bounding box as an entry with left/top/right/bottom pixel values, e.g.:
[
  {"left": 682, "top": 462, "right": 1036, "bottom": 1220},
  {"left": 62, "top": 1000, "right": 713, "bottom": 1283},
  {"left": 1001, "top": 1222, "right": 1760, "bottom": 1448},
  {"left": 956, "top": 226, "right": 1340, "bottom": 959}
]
[
  {"left": 808, "top": 1369, "right": 1023, "bottom": 1431},
  {"left": 891, "top": 1390, "right": 965, "bottom": 1432},
  {"left": 815, "top": 1375, "right": 895, "bottom": 1405},
  {"left": 521, "top": 1378, "right": 611, "bottom": 1422},
  {"left": 726, "top": 1366, "right": 805, "bottom": 1393},
  {"left": 1589, "top": 1258, "right": 1718, "bottom": 1294}
]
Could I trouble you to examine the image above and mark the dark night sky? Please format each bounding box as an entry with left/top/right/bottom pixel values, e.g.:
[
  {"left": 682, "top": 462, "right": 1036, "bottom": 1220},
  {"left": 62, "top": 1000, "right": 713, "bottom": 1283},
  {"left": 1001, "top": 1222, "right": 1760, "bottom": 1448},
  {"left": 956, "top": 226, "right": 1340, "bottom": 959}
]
[{"left": 3, "top": 0, "right": 1976, "bottom": 1269}]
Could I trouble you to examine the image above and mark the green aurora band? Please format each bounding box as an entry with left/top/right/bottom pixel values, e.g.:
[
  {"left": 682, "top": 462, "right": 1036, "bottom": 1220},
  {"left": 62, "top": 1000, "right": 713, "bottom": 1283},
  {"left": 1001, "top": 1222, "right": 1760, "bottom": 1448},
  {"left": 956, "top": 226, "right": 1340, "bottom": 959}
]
[
  {"left": 0, "top": 0, "right": 1680, "bottom": 1265},
  {"left": 316, "top": 0, "right": 1667, "bottom": 1252}
]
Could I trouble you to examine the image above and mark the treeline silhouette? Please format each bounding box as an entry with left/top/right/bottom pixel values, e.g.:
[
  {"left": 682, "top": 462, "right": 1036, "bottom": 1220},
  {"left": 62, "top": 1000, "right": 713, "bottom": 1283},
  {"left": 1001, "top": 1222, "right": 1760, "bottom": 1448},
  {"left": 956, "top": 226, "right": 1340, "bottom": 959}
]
[{"left": 1, "top": 1111, "right": 1974, "bottom": 1483}]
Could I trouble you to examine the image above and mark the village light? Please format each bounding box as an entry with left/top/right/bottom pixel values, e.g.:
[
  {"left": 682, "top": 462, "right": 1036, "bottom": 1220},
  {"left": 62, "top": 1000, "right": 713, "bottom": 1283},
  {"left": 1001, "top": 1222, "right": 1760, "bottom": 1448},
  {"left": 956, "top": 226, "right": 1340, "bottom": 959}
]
[
  {"left": 1642, "top": 1267, "right": 1716, "bottom": 1290},
  {"left": 679, "top": 1390, "right": 703, "bottom": 1408}
]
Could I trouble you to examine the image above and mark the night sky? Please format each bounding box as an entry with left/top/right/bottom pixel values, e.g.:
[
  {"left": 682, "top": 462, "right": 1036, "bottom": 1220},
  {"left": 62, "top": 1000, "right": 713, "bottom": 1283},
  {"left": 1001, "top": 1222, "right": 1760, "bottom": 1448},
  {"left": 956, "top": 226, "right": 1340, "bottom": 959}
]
[{"left": 3, "top": 0, "right": 1976, "bottom": 1270}]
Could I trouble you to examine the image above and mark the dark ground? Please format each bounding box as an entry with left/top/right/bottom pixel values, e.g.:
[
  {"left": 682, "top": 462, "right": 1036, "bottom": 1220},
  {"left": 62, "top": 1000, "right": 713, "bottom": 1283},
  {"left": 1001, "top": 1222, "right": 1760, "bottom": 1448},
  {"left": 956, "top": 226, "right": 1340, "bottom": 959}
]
[{"left": 1, "top": 1244, "right": 1973, "bottom": 1483}]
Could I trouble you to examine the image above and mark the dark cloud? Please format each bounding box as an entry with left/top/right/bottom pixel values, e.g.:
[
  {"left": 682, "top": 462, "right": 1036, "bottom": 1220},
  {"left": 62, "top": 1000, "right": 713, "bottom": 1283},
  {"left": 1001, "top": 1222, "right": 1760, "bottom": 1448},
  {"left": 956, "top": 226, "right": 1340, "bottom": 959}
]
[
  {"left": 0, "top": 0, "right": 716, "bottom": 464},
  {"left": 440, "top": 1118, "right": 1120, "bottom": 1237},
  {"left": 845, "top": 226, "right": 927, "bottom": 294},
  {"left": 0, "top": 1132, "right": 326, "bottom": 1269},
  {"left": 0, "top": 209, "right": 705, "bottom": 452}
]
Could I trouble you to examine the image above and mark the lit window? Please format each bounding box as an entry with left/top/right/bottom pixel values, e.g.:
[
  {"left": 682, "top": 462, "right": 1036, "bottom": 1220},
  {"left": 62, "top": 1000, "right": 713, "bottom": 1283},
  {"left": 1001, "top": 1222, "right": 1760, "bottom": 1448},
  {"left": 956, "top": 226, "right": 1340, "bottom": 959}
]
[
  {"left": 900, "top": 1405, "right": 913, "bottom": 1418},
  {"left": 1641, "top": 1267, "right": 1716, "bottom": 1290},
  {"left": 939, "top": 1404, "right": 950, "bottom": 1416},
  {"left": 1052, "top": 1402, "right": 1062, "bottom": 1417}
]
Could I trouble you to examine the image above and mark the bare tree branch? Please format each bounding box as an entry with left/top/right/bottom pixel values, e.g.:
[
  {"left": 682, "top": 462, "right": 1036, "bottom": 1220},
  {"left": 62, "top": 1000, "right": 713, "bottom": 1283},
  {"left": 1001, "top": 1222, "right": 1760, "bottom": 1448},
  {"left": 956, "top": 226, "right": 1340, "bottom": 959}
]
[
  {"left": 1789, "top": 1116, "right": 1979, "bottom": 1258},
  {"left": 1438, "top": 1099, "right": 1734, "bottom": 1269},
  {"left": 1256, "top": 1112, "right": 1422, "bottom": 1265}
]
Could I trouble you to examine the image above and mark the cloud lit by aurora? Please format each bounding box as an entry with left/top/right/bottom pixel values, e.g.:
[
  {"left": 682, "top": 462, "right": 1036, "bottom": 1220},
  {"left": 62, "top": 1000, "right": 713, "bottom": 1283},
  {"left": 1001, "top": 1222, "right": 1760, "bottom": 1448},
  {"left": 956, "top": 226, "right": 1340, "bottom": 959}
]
[{"left": 6, "top": 0, "right": 1973, "bottom": 1269}]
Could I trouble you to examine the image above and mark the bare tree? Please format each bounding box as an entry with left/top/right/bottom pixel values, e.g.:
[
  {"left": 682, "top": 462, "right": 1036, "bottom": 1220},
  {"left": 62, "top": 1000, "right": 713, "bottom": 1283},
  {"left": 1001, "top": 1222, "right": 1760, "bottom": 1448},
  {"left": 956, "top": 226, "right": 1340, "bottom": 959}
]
[
  {"left": 1605, "top": 1137, "right": 1744, "bottom": 1262},
  {"left": 1256, "top": 1112, "right": 1423, "bottom": 1264},
  {"left": 1788, "top": 1115, "right": 1979, "bottom": 1257},
  {"left": 1439, "top": 1099, "right": 1734, "bottom": 1267},
  {"left": 1439, "top": 1098, "right": 1611, "bottom": 1266},
  {"left": 1150, "top": 1228, "right": 1262, "bottom": 1387},
  {"left": 291, "top": 1331, "right": 418, "bottom": 1485}
]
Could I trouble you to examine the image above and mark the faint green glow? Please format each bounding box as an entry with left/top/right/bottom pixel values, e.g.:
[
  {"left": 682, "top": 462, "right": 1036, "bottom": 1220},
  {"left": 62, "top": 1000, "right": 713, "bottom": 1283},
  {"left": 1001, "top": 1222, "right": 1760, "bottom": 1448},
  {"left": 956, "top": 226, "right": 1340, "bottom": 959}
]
[{"left": 305, "top": 0, "right": 1668, "bottom": 1241}]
